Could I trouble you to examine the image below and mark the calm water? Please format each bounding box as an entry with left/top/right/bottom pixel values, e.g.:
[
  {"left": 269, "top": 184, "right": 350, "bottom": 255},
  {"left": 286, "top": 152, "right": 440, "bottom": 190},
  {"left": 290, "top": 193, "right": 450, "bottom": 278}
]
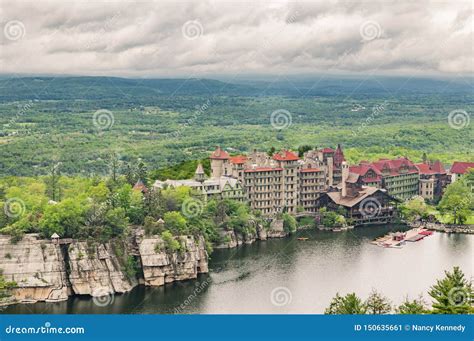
[{"left": 3, "top": 226, "right": 473, "bottom": 314}]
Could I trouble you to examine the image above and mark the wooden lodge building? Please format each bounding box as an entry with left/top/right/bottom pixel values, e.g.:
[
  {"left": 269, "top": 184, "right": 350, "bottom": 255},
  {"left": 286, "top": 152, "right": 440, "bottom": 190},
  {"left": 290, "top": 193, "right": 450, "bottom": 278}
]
[{"left": 317, "top": 162, "right": 399, "bottom": 225}]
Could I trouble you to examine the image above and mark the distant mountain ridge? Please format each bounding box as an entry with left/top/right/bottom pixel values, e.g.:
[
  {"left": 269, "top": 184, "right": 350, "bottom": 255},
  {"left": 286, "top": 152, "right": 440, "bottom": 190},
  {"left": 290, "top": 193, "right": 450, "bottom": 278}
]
[{"left": 0, "top": 75, "right": 472, "bottom": 102}]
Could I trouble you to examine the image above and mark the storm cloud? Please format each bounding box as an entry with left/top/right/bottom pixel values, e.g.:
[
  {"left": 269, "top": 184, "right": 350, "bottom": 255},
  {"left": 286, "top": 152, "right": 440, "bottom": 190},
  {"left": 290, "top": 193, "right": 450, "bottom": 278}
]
[{"left": 0, "top": 0, "right": 472, "bottom": 77}]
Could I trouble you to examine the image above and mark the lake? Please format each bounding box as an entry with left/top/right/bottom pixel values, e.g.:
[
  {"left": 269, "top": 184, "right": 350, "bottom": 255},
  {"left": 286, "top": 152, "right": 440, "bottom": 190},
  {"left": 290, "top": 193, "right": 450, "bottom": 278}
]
[{"left": 2, "top": 225, "right": 473, "bottom": 314}]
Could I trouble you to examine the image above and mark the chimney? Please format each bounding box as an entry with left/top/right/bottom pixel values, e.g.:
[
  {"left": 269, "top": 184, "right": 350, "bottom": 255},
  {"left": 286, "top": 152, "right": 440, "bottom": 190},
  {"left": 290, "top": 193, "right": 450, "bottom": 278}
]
[{"left": 341, "top": 161, "right": 349, "bottom": 197}]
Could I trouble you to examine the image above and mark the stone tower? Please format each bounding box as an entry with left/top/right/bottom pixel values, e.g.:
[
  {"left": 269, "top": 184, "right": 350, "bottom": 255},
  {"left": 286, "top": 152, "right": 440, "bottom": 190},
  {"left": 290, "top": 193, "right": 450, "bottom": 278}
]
[{"left": 210, "top": 146, "right": 230, "bottom": 178}]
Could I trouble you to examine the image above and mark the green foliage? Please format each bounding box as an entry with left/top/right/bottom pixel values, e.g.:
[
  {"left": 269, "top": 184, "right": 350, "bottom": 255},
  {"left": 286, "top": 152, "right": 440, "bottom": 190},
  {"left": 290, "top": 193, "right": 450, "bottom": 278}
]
[
  {"left": 161, "top": 230, "right": 181, "bottom": 252},
  {"left": 396, "top": 296, "right": 427, "bottom": 314},
  {"left": 400, "top": 196, "right": 432, "bottom": 223},
  {"left": 364, "top": 289, "right": 392, "bottom": 314},
  {"left": 0, "top": 270, "right": 17, "bottom": 299},
  {"left": 438, "top": 179, "right": 473, "bottom": 225},
  {"left": 282, "top": 213, "right": 297, "bottom": 233},
  {"left": 428, "top": 266, "right": 473, "bottom": 314},
  {"left": 164, "top": 211, "right": 187, "bottom": 234},
  {"left": 325, "top": 293, "right": 366, "bottom": 314},
  {"left": 320, "top": 209, "right": 346, "bottom": 228},
  {"left": 39, "top": 198, "right": 86, "bottom": 238}
]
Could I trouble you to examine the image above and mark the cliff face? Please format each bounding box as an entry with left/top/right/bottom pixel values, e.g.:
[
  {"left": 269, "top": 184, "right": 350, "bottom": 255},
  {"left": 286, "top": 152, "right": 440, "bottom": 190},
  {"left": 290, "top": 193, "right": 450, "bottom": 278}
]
[
  {"left": 139, "top": 235, "right": 209, "bottom": 286},
  {"left": 67, "top": 242, "right": 137, "bottom": 297},
  {"left": 0, "top": 232, "right": 210, "bottom": 306},
  {"left": 215, "top": 219, "right": 288, "bottom": 249},
  {"left": 0, "top": 234, "right": 69, "bottom": 305}
]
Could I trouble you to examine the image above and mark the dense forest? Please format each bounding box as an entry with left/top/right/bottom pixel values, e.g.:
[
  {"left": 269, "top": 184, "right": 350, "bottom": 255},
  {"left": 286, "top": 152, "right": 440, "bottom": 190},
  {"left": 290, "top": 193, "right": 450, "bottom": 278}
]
[{"left": 0, "top": 76, "right": 472, "bottom": 177}]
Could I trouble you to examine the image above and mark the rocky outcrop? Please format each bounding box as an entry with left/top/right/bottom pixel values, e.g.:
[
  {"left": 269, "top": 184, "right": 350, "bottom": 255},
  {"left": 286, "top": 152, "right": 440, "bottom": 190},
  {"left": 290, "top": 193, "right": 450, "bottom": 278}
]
[
  {"left": 215, "top": 219, "right": 288, "bottom": 249},
  {"left": 139, "top": 235, "right": 208, "bottom": 286},
  {"left": 0, "top": 234, "right": 69, "bottom": 305},
  {"left": 67, "top": 242, "right": 137, "bottom": 297}
]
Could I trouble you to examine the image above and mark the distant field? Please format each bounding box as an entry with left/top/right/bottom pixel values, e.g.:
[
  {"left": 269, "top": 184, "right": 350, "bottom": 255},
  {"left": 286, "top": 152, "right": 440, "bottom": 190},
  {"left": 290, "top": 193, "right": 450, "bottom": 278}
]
[{"left": 0, "top": 76, "right": 472, "bottom": 176}]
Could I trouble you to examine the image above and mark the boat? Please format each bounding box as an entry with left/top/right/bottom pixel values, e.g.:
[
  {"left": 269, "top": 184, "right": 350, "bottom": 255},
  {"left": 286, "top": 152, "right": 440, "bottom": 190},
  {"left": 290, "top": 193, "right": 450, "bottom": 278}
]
[{"left": 297, "top": 237, "right": 309, "bottom": 241}]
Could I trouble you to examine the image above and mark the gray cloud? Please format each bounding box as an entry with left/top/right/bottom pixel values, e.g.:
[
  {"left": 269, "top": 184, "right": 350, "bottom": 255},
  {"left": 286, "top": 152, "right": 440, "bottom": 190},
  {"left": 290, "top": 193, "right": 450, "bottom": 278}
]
[{"left": 0, "top": 0, "right": 472, "bottom": 77}]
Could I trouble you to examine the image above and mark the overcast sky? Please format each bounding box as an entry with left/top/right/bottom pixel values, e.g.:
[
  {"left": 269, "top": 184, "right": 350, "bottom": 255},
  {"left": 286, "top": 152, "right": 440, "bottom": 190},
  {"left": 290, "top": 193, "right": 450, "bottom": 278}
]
[{"left": 0, "top": 0, "right": 472, "bottom": 78}]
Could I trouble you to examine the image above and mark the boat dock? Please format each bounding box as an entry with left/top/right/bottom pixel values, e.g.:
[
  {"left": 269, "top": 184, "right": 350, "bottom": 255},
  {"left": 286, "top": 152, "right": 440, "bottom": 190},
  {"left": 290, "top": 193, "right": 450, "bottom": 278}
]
[{"left": 372, "top": 227, "right": 433, "bottom": 248}]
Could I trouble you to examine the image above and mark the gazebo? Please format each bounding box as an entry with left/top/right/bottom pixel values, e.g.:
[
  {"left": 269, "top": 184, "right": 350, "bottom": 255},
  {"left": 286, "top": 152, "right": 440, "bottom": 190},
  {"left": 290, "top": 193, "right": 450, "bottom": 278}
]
[{"left": 51, "top": 233, "right": 60, "bottom": 244}]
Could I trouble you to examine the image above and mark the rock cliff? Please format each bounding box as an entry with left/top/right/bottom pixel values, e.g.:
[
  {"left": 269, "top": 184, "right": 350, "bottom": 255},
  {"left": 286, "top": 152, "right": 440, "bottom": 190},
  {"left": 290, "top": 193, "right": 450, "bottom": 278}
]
[
  {"left": 0, "top": 231, "right": 210, "bottom": 306},
  {"left": 0, "top": 234, "right": 69, "bottom": 305},
  {"left": 139, "top": 235, "right": 209, "bottom": 286},
  {"left": 67, "top": 241, "right": 137, "bottom": 297},
  {"left": 215, "top": 219, "right": 288, "bottom": 249}
]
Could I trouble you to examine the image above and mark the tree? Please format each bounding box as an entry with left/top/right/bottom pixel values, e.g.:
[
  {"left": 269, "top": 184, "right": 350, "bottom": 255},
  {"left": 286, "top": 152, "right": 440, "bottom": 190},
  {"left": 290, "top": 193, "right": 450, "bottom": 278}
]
[
  {"left": 282, "top": 213, "right": 297, "bottom": 233},
  {"left": 438, "top": 180, "right": 472, "bottom": 224},
  {"left": 396, "top": 295, "right": 427, "bottom": 314},
  {"left": 45, "top": 162, "right": 62, "bottom": 201},
  {"left": 297, "top": 145, "right": 312, "bottom": 157},
  {"left": 163, "top": 211, "right": 187, "bottom": 234},
  {"left": 400, "top": 196, "right": 430, "bottom": 223},
  {"left": 325, "top": 293, "right": 366, "bottom": 314},
  {"left": 429, "top": 266, "right": 473, "bottom": 314},
  {"left": 39, "top": 198, "right": 85, "bottom": 238},
  {"left": 161, "top": 230, "right": 181, "bottom": 252},
  {"left": 365, "top": 289, "right": 392, "bottom": 314}
]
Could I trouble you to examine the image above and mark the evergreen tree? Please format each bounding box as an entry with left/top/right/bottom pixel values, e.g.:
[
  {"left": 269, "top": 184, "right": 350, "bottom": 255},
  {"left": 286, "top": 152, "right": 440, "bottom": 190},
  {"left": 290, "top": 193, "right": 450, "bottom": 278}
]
[
  {"left": 429, "top": 266, "right": 473, "bottom": 314},
  {"left": 325, "top": 293, "right": 366, "bottom": 314},
  {"left": 397, "top": 295, "right": 427, "bottom": 314},
  {"left": 365, "top": 289, "right": 392, "bottom": 314}
]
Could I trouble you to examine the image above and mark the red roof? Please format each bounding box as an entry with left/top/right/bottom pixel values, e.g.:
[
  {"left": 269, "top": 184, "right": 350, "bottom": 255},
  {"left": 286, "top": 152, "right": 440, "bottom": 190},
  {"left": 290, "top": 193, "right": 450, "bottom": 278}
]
[
  {"left": 272, "top": 150, "right": 299, "bottom": 161},
  {"left": 133, "top": 180, "right": 148, "bottom": 193},
  {"left": 450, "top": 161, "right": 474, "bottom": 175},
  {"left": 229, "top": 155, "right": 247, "bottom": 164},
  {"left": 415, "top": 161, "right": 446, "bottom": 175},
  {"left": 321, "top": 148, "right": 334, "bottom": 153},
  {"left": 371, "top": 157, "right": 418, "bottom": 177},
  {"left": 350, "top": 165, "right": 382, "bottom": 183},
  {"left": 210, "top": 146, "right": 229, "bottom": 160},
  {"left": 300, "top": 168, "right": 322, "bottom": 173},
  {"left": 244, "top": 167, "right": 283, "bottom": 173}
]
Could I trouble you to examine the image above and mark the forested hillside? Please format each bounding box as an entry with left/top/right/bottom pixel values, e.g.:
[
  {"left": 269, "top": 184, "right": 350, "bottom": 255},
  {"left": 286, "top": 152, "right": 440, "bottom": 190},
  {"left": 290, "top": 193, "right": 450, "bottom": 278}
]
[{"left": 0, "top": 76, "right": 472, "bottom": 176}]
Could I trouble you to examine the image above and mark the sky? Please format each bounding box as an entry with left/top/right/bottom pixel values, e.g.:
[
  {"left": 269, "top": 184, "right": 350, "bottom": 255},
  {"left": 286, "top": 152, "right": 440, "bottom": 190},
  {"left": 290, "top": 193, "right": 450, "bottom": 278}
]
[{"left": 0, "top": 0, "right": 472, "bottom": 78}]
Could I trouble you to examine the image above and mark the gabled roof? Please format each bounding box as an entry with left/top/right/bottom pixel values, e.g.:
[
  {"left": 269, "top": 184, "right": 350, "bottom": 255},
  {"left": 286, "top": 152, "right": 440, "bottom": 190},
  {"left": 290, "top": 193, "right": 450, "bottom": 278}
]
[
  {"left": 326, "top": 187, "right": 396, "bottom": 208},
  {"left": 229, "top": 155, "right": 247, "bottom": 164},
  {"left": 350, "top": 164, "right": 382, "bottom": 183},
  {"left": 450, "top": 161, "right": 474, "bottom": 175},
  {"left": 210, "top": 146, "right": 229, "bottom": 160},
  {"left": 51, "top": 233, "right": 60, "bottom": 239},
  {"left": 195, "top": 163, "right": 205, "bottom": 174},
  {"left": 415, "top": 161, "right": 446, "bottom": 175},
  {"left": 133, "top": 180, "right": 148, "bottom": 192},
  {"left": 371, "top": 157, "right": 418, "bottom": 176},
  {"left": 272, "top": 150, "right": 299, "bottom": 161}
]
